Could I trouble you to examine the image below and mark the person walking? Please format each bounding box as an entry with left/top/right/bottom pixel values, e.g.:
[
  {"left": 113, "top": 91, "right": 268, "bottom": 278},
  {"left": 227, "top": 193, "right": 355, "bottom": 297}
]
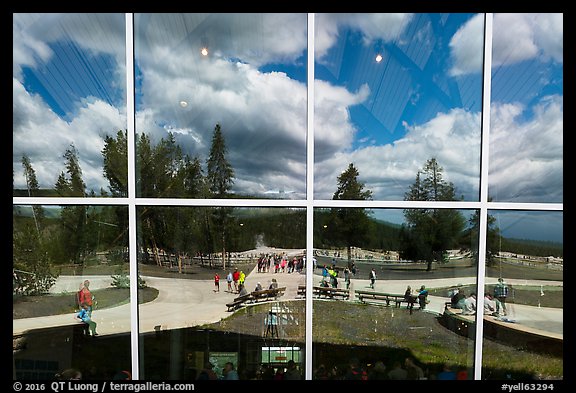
[
  {"left": 226, "top": 271, "right": 233, "bottom": 292},
  {"left": 494, "top": 277, "right": 509, "bottom": 315},
  {"left": 214, "top": 273, "right": 220, "bottom": 292},
  {"left": 232, "top": 268, "right": 240, "bottom": 292},
  {"left": 417, "top": 285, "right": 429, "bottom": 310},
  {"left": 343, "top": 267, "right": 351, "bottom": 289},
  {"left": 369, "top": 268, "right": 376, "bottom": 289},
  {"left": 238, "top": 270, "right": 246, "bottom": 288}
]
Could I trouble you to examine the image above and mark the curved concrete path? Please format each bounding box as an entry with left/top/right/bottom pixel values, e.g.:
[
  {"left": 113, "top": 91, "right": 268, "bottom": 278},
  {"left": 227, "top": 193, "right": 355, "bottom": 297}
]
[{"left": 13, "top": 264, "right": 562, "bottom": 338}]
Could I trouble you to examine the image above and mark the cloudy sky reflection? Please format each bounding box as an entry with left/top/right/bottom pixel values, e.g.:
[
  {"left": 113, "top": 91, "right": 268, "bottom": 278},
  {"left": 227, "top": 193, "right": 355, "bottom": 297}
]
[{"left": 12, "top": 13, "right": 562, "bottom": 242}]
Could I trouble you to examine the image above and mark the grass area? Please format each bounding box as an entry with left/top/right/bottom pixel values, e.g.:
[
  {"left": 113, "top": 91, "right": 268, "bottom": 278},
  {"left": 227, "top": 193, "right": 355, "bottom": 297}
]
[
  {"left": 213, "top": 300, "right": 563, "bottom": 379},
  {"left": 428, "top": 285, "right": 563, "bottom": 308},
  {"left": 13, "top": 260, "right": 256, "bottom": 320},
  {"left": 13, "top": 287, "right": 159, "bottom": 319}
]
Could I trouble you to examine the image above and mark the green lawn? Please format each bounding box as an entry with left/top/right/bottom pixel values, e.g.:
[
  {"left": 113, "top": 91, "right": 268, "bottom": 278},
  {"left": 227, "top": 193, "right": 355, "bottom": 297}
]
[{"left": 13, "top": 287, "right": 159, "bottom": 319}]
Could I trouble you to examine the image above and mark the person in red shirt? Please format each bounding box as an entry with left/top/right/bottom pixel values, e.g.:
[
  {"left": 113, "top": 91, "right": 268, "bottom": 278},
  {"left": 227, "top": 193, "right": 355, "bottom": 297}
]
[
  {"left": 232, "top": 269, "right": 240, "bottom": 293},
  {"left": 77, "top": 280, "right": 94, "bottom": 316},
  {"left": 214, "top": 273, "right": 220, "bottom": 292}
]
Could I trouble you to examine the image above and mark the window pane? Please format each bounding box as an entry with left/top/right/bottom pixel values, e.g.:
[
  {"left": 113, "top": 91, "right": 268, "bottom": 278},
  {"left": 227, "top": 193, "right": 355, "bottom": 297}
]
[
  {"left": 136, "top": 206, "right": 306, "bottom": 379},
  {"left": 482, "top": 210, "right": 563, "bottom": 379},
  {"left": 13, "top": 13, "right": 127, "bottom": 198},
  {"left": 312, "top": 207, "right": 476, "bottom": 380},
  {"left": 13, "top": 204, "right": 131, "bottom": 380},
  {"left": 489, "top": 13, "right": 563, "bottom": 203},
  {"left": 133, "top": 13, "right": 308, "bottom": 199},
  {"left": 314, "top": 13, "right": 483, "bottom": 201}
]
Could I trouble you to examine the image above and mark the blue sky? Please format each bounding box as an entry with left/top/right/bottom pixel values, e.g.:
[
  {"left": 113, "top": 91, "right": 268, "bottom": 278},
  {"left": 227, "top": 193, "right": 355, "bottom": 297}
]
[{"left": 13, "top": 13, "right": 563, "bottom": 243}]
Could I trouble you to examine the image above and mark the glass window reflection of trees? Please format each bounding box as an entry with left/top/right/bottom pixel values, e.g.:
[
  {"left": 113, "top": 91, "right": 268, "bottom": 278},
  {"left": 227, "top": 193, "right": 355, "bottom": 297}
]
[{"left": 13, "top": 13, "right": 562, "bottom": 381}]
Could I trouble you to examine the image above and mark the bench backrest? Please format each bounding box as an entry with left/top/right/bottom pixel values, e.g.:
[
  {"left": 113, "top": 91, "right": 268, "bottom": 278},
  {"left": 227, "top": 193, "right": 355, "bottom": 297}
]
[
  {"left": 313, "top": 286, "right": 348, "bottom": 292},
  {"left": 355, "top": 290, "right": 404, "bottom": 298},
  {"left": 252, "top": 287, "right": 286, "bottom": 297},
  {"left": 233, "top": 294, "right": 253, "bottom": 302}
]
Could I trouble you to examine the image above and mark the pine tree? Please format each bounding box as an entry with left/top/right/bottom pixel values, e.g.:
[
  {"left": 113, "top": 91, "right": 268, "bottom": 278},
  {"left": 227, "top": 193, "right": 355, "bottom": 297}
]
[
  {"left": 206, "top": 124, "right": 235, "bottom": 270},
  {"left": 207, "top": 124, "right": 234, "bottom": 197},
  {"left": 21, "top": 155, "right": 45, "bottom": 233},
  {"left": 102, "top": 130, "right": 128, "bottom": 197},
  {"left": 402, "top": 158, "right": 465, "bottom": 271},
  {"left": 330, "top": 163, "right": 372, "bottom": 267},
  {"left": 55, "top": 144, "right": 88, "bottom": 263},
  {"left": 465, "top": 201, "right": 500, "bottom": 267}
]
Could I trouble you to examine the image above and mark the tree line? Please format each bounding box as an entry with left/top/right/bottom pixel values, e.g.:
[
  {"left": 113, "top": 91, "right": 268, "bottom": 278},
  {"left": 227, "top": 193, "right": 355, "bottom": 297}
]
[{"left": 13, "top": 125, "right": 562, "bottom": 293}]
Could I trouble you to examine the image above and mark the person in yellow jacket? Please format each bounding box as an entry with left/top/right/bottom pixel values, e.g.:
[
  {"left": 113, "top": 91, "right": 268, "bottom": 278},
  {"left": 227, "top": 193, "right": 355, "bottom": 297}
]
[
  {"left": 327, "top": 266, "right": 338, "bottom": 288},
  {"left": 238, "top": 270, "right": 246, "bottom": 287}
]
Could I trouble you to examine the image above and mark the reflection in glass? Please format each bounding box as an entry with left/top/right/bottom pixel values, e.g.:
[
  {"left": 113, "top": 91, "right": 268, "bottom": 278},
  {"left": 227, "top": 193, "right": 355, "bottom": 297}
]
[
  {"left": 312, "top": 207, "right": 476, "bottom": 380},
  {"left": 481, "top": 210, "right": 562, "bottom": 379},
  {"left": 136, "top": 206, "right": 306, "bottom": 379},
  {"left": 13, "top": 13, "right": 127, "bottom": 197},
  {"left": 489, "top": 13, "right": 563, "bottom": 203},
  {"left": 134, "top": 13, "right": 308, "bottom": 199},
  {"left": 13, "top": 204, "right": 131, "bottom": 379},
  {"left": 314, "top": 13, "right": 483, "bottom": 201}
]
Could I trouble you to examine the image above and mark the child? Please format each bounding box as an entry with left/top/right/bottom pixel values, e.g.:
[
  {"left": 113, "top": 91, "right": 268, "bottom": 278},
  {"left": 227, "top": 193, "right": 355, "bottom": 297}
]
[
  {"left": 77, "top": 303, "right": 98, "bottom": 336},
  {"left": 214, "top": 273, "right": 220, "bottom": 292}
]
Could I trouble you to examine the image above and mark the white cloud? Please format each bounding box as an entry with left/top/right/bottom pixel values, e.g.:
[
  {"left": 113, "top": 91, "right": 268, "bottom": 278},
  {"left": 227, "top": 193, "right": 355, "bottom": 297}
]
[
  {"left": 489, "top": 95, "right": 563, "bottom": 202},
  {"left": 449, "top": 13, "right": 563, "bottom": 76},
  {"left": 13, "top": 13, "right": 126, "bottom": 80},
  {"left": 315, "top": 81, "right": 370, "bottom": 160},
  {"left": 133, "top": 47, "right": 311, "bottom": 197},
  {"left": 315, "top": 13, "right": 413, "bottom": 60},
  {"left": 12, "top": 16, "right": 53, "bottom": 79},
  {"left": 136, "top": 13, "right": 307, "bottom": 68},
  {"left": 448, "top": 14, "right": 484, "bottom": 76},
  {"left": 493, "top": 13, "right": 563, "bottom": 66},
  {"left": 314, "top": 108, "right": 482, "bottom": 201},
  {"left": 13, "top": 78, "right": 125, "bottom": 193},
  {"left": 13, "top": 12, "right": 562, "bottom": 208}
]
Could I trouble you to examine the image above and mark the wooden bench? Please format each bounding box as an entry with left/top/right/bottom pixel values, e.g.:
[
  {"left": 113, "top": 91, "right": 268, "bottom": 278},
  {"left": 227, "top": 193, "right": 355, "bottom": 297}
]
[
  {"left": 356, "top": 290, "right": 415, "bottom": 309},
  {"left": 296, "top": 285, "right": 306, "bottom": 298},
  {"left": 312, "top": 286, "right": 349, "bottom": 300},
  {"left": 226, "top": 287, "right": 286, "bottom": 311},
  {"left": 250, "top": 287, "right": 286, "bottom": 303},
  {"left": 226, "top": 293, "right": 254, "bottom": 311}
]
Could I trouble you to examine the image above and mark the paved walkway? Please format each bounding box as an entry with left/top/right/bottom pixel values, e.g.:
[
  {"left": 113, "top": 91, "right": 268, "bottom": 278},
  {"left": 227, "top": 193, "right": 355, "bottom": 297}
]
[{"left": 13, "top": 265, "right": 563, "bottom": 338}]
